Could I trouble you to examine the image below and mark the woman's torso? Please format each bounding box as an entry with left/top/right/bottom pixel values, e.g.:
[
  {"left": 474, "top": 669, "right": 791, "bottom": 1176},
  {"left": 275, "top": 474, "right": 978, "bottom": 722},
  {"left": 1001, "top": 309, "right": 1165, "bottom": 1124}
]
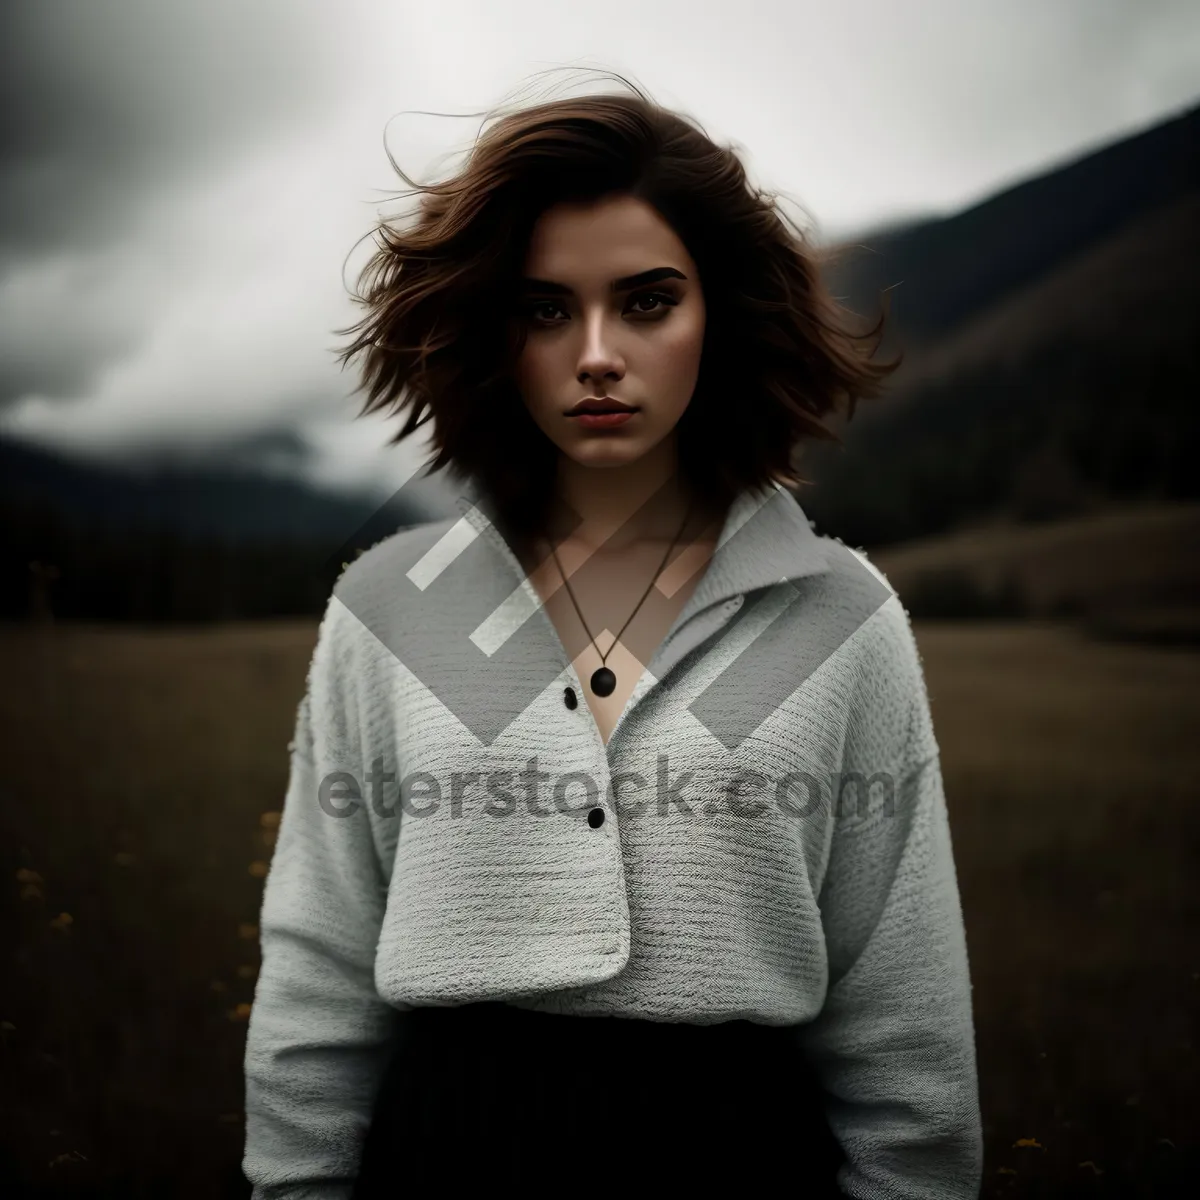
[{"left": 325, "top": 480, "right": 892, "bottom": 1024}]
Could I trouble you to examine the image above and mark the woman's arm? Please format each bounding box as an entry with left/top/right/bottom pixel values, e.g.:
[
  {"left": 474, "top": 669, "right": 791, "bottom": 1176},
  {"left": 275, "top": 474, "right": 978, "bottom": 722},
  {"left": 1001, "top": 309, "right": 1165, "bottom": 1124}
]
[
  {"left": 242, "top": 597, "right": 402, "bottom": 1200},
  {"left": 800, "top": 590, "right": 984, "bottom": 1199}
]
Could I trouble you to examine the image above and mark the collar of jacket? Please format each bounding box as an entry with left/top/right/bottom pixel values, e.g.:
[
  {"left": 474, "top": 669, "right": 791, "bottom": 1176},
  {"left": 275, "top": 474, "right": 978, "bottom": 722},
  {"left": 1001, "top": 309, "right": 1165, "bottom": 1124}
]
[{"left": 452, "top": 479, "right": 831, "bottom": 695}]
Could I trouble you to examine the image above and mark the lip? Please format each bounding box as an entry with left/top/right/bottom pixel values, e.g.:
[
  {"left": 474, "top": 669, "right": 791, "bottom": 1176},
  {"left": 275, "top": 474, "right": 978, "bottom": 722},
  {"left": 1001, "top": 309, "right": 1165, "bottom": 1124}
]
[
  {"left": 566, "top": 397, "right": 638, "bottom": 416},
  {"left": 570, "top": 410, "right": 638, "bottom": 430}
]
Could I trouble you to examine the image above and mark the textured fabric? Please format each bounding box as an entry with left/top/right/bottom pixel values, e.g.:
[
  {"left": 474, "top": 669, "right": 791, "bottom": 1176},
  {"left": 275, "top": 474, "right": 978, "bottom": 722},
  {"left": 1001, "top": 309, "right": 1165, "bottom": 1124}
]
[
  {"left": 242, "top": 480, "right": 983, "bottom": 1199},
  {"left": 350, "top": 1001, "right": 846, "bottom": 1196}
]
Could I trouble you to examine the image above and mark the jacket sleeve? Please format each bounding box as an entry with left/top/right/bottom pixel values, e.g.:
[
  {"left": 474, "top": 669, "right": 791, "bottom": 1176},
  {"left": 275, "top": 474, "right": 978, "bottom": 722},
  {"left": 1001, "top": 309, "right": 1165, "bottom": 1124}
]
[
  {"left": 242, "top": 596, "right": 403, "bottom": 1199},
  {"left": 799, "top": 592, "right": 984, "bottom": 1199}
]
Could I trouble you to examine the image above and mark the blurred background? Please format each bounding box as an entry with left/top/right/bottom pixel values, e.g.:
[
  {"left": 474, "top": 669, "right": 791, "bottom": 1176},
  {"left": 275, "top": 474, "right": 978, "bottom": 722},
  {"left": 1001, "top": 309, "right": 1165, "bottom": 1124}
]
[{"left": 1, "top": 1, "right": 1198, "bottom": 1196}]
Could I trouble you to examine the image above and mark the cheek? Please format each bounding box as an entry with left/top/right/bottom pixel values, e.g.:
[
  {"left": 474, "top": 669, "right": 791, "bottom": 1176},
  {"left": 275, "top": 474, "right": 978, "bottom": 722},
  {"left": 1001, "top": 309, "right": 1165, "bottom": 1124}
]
[
  {"left": 652, "top": 319, "right": 706, "bottom": 384},
  {"left": 514, "top": 342, "right": 555, "bottom": 398}
]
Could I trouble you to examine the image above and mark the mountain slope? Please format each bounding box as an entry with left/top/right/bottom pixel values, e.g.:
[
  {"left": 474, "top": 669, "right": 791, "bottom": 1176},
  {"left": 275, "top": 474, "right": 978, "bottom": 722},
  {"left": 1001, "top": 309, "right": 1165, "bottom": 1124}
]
[
  {"left": 824, "top": 101, "right": 1200, "bottom": 354},
  {"left": 800, "top": 112, "right": 1200, "bottom": 549}
]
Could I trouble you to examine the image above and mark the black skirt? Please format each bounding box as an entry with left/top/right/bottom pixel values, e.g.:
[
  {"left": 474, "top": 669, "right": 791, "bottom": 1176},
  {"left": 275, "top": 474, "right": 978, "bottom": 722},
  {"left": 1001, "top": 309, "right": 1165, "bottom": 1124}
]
[{"left": 353, "top": 1001, "right": 846, "bottom": 1196}]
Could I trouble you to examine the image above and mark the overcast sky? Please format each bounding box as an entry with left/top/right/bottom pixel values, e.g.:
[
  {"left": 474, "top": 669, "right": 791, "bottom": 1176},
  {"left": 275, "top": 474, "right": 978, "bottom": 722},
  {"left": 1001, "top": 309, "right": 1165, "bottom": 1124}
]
[{"left": 2, "top": 0, "right": 1197, "bottom": 498}]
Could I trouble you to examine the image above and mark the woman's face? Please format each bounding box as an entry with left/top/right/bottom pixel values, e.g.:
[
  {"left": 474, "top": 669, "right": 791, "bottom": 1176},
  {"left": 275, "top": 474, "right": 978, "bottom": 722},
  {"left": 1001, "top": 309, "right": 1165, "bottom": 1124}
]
[{"left": 511, "top": 194, "right": 706, "bottom": 472}]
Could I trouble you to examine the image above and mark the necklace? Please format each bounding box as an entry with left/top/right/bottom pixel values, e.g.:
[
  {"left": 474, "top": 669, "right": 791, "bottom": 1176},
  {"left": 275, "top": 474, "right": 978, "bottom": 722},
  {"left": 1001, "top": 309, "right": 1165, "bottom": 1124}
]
[{"left": 546, "top": 501, "right": 694, "bottom": 698}]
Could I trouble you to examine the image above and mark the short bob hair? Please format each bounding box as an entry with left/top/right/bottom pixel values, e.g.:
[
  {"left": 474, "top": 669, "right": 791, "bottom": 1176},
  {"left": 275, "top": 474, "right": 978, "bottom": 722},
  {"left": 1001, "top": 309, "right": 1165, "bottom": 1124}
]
[{"left": 335, "top": 69, "right": 901, "bottom": 543}]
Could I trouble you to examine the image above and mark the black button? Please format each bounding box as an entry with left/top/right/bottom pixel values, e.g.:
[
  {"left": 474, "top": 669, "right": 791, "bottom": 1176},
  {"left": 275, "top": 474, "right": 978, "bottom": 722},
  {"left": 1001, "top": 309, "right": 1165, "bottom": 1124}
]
[
  {"left": 587, "top": 807, "right": 605, "bottom": 829},
  {"left": 563, "top": 686, "right": 578, "bottom": 710}
]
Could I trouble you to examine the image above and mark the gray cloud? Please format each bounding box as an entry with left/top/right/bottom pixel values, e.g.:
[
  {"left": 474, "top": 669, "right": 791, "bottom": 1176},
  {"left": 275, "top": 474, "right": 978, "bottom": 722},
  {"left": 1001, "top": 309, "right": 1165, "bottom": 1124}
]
[{"left": 0, "top": 0, "right": 356, "bottom": 268}]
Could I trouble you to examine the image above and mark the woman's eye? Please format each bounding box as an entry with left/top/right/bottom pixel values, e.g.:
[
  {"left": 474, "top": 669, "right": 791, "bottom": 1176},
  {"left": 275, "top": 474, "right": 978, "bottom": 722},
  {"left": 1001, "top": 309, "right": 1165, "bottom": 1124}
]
[
  {"left": 628, "top": 291, "right": 675, "bottom": 315},
  {"left": 525, "top": 292, "right": 677, "bottom": 324},
  {"left": 528, "top": 301, "right": 564, "bottom": 322}
]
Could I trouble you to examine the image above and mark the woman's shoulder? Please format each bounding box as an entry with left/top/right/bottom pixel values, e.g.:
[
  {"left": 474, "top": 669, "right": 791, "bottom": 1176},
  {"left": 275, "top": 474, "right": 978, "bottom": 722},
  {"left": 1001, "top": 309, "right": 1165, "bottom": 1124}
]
[
  {"left": 299, "top": 518, "right": 457, "bottom": 673},
  {"left": 799, "top": 534, "right": 924, "bottom": 684},
  {"left": 326, "top": 515, "right": 464, "bottom": 622},
  {"left": 338, "top": 515, "right": 463, "bottom": 591}
]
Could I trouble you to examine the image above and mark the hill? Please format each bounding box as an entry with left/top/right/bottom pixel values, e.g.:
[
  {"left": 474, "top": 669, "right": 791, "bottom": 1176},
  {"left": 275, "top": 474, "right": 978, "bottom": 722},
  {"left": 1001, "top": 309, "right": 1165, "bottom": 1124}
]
[
  {"left": 870, "top": 500, "right": 1200, "bottom": 643},
  {"left": 801, "top": 179, "right": 1200, "bottom": 548}
]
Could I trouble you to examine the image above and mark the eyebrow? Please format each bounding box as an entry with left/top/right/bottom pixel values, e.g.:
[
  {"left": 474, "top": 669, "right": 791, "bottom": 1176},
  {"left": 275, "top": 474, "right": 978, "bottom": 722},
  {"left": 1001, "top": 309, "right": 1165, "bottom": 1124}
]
[{"left": 519, "top": 266, "right": 688, "bottom": 295}]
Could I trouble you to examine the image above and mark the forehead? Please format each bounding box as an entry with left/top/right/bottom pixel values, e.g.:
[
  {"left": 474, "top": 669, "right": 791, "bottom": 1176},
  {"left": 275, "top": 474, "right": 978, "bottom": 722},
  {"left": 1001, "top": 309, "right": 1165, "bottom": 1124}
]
[{"left": 522, "top": 194, "right": 692, "bottom": 275}]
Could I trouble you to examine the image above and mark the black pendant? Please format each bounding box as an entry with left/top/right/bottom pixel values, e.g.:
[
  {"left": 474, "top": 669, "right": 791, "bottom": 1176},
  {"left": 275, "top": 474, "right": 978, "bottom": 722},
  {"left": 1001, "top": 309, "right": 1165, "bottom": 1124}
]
[{"left": 590, "top": 666, "right": 616, "bottom": 697}]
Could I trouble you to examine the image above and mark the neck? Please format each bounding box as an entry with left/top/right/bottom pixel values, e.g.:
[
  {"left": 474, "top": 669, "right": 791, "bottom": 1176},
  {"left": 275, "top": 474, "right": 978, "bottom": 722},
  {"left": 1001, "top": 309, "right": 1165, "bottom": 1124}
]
[{"left": 545, "top": 437, "right": 715, "bottom": 554}]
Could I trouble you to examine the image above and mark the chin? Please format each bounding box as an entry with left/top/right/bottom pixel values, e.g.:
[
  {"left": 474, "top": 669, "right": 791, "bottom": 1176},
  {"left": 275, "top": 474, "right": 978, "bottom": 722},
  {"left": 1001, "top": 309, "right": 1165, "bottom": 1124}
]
[{"left": 565, "top": 440, "right": 645, "bottom": 468}]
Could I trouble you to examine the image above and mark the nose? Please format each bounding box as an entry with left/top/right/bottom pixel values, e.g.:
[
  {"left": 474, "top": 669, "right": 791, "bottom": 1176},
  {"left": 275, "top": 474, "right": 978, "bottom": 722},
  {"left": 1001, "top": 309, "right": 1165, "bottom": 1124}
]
[{"left": 576, "top": 309, "right": 624, "bottom": 385}]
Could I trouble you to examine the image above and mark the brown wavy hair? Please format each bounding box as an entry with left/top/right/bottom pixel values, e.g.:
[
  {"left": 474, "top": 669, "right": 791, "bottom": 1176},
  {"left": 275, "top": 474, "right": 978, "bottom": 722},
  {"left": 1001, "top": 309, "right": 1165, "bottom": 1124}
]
[{"left": 334, "top": 68, "right": 901, "bottom": 542}]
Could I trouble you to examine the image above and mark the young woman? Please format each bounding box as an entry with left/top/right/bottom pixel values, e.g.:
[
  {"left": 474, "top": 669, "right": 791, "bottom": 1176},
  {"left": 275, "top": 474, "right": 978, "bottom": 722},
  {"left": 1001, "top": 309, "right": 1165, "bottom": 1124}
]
[{"left": 242, "top": 70, "right": 983, "bottom": 1199}]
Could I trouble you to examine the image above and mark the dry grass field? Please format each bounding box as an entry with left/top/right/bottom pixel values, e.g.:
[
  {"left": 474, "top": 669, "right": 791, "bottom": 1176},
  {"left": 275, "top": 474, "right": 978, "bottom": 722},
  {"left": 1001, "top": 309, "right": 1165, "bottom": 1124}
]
[
  {"left": 0, "top": 616, "right": 1196, "bottom": 1197},
  {"left": 871, "top": 502, "right": 1200, "bottom": 621}
]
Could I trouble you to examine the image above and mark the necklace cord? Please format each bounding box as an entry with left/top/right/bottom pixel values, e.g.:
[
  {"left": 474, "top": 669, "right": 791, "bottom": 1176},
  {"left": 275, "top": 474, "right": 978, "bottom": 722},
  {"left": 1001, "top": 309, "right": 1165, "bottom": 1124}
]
[{"left": 546, "top": 500, "right": 695, "bottom": 669}]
